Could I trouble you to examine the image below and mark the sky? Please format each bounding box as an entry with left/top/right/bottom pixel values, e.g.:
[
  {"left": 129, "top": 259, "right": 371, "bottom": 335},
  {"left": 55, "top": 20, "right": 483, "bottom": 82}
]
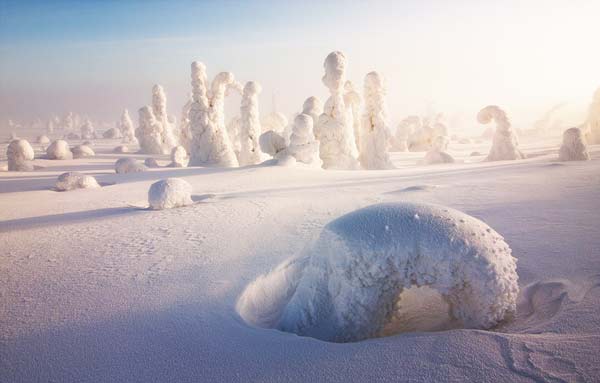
[{"left": 1, "top": 0, "right": 599, "bottom": 133}]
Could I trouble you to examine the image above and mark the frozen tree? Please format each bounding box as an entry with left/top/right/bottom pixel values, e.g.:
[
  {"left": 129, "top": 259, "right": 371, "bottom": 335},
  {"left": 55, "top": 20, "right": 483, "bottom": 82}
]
[
  {"left": 344, "top": 81, "right": 362, "bottom": 150},
  {"left": 80, "top": 119, "right": 96, "bottom": 140},
  {"left": 136, "top": 106, "right": 164, "bottom": 154},
  {"left": 584, "top": 87, "right": 600, "bottom": 144},
  {"left": 423, "top": 136, "right": 455, "bottom": 164},
  {"left": 7, "top": 139, "right": 34, "bottom": 171},
  {"left": 315, "top": 51, "right": 359, "bottom": 169},
  {"left": 178, "top": 93, "right": 194, "bottom": 151},
  {"left": 46, "top": 140, "right": 73, "bottom": 160},
  {"left": 46, "top": 119, "right": 54, "bottom": 134},
  {"left": 532, "top": 103, "right": 565, "bottom": 134},
  {"left": 152, "top": 84, "right": 178, "bottom": 150},
  {"left": 115, "top": 158, "right": 147, "bottom": 173},
  {"left": 391, "top": 116, "right": 420, "bottom": 151},
  {"left": 189, "top": 62, "right": 240, "bottom": 167},
  {"left": 477, "top": 105, "right": 524, "bottom": 161},
  {"left": 301, "top": 96, "right": 322, "bottom": 130},
  {"left": 63, "top": 112, "right": 75, "bottom": 132},
  {"left": 71, "top": 144, "right": 95, "bottom": 159},
  {"left": 432, "top": 113, "right": 448, "bottom": 137},
  {"left": 558, "top": 127, "right": 590, "bottom": 161},
  {"left": 284, "top": 114, "right": 322, "bottom": 167},
  {"left": 226, "top": 116, "right": 242, "bottom": 159},
  {"left": 359, "top": 72, "right": 394, "bottom": 170},
  {"left": 148, "top": 178, "right": 194, "bottom": 210},
  {"left": 119, "top": 109, "right": 136, "bottom": 143},
  {"left": 169, "top": 145, "right": 189, "bottom": 168},
  {"left": 238, "top": 81, "right": 263, "bottom": 166},
  {"left": 55, "top": 172, "right": 100, "bottom": 191}
]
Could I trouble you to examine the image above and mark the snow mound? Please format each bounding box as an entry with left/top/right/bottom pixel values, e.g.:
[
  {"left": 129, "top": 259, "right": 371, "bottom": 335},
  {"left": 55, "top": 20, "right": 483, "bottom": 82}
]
[
  {"left": 36, "top": 135, "right": 50, "bottom": 145},
  {"left": 71, "top": 144, "right": 95, "bottom": 159},
  {"left": 103, "top": 127, "right": 122, "bottom": 139},
  {"left": 169, "top": 145, "right": 189, "bottom": 167},
  {"left": 115, "top": 158, "right": 147, "bottom": 174},
  {"left": 423, "top": 136, "right": 455, "bottom": 164},
  {"left": 144, "top": 157, "right": 160, "bottom": 168},
  {"left": 55, "top": 172, "right": 100, "bottom": 191},
  {"left": 558, "top": 127, "right": 589, "bottom": 161},
  {"left": 7, "top": 139, "right": 35, "bottom": 171},
  {"left": 237, "top": 203, "right": 519, "bottom": 342},
  {"left": 113, "top": 145, "right": 129, "bottom": 153},
  {"left": 259, "top": 130, "right": 286, "bottom": 157},
  {"left": 46, "top": 140, "right": 73, "bottom": 160},
  {"left": 148, "top": 178, "right": 193, "bottom": 210}
]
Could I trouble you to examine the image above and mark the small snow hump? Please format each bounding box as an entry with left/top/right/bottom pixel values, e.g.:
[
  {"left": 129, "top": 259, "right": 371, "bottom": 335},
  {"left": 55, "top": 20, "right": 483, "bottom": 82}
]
[
  {"left": 115, "top": 158, "right": 147, "bottom": 174},
  {"left": 55, "top": 172, "right": 100, "bottom": 191},
  {"left": 148, "top": 178, "right": 193, "bottom": 210},
  {"left": 237, "top": 203, "right": 519, "bottom": 342}
]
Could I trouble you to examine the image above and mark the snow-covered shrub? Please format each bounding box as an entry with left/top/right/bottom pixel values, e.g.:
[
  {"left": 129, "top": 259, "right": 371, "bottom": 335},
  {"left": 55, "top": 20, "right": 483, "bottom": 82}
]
[
  {"left": 71, "top": 144, "right": 95, "bottom": 159},
  {"left": 169, "top": 145, "right": 189, "bottom": 167},
  {"left": 282, "top": 114, "right": 322, "bottom": 167},
  {"left": 423, "top": 136, "right": 455, "bottom": 164},
  {"left": 189, "top": 62, "right": 240, "bottom": 167},
  {"left": 259, "top": 130, "right": 286, "bottom": 158},
  {"left": 301, "top": 96, "right": 322, "bottom": 130},
  {"left": 148, "top": 178, "right": 193, "bottom": 210},
  {"left": 46, "top": 140, "right": 73, "bottom": 160},
  {"left": 391, "top": 116, "right": 420, "bottom": 151},
  {"left": 7, "top": 139, "right": 34, "bottom": 171},
  {"left": 477, "top": 105, "right": 524, "bottom": 161},
  {"left": 315, "top": 51, "right": 359, "bottom": 169},
  {"left": 80, "top": 119, "right": 96, "bottom": 140},
  {"left": 119, "top": 109, "right": 136, "bottom": 143},
  {"left": 113, "top": 145, "right": 129, "bottom": 153},
  {"left": 144, "top": 157, "right": 160, "bottom": 168},
  {"left": 55, "top": 172, "right": 100, "bottom": 191},
  {"left": 584, "top": 87, "right": 600, "bottom": 144},
  {"left": 359, "top": 72, "right": 393, "bottom": 169},
  {"left": 238, "top": 81, "right": 263, "bottom": 166},
  {"left": 103, "top": 127, "right": 122, "bottom": 139},
  {"left": 237, "top": 203, "right": 519, "bottom": 342},
  {"left": 115, "top": 157, "right": 146, "bottom": 174},
  {"left": 37, "top": 135, "right": 50, "bottom": 145},
  {"left": 558, "top": 127, "right": 590, "bottom": 161}
]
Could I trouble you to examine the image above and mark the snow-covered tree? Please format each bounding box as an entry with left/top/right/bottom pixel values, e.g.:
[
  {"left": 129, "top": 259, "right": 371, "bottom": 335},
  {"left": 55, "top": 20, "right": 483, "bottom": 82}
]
[
  {"left": 391, "top": 116, "right": 420, "bottom": 152},
  {"left": 7, "top": 139, "right": 34, "bottom": 171},
  {"left": 238, "top": 81, "right": 263, "bottom": 166},
  {"left": 63, "top": 112, "right": 75, "bottom": 132},
  {"left": 359, "top": 72, "right": 393, "bottom": 170},
  {"left": 423, "top": 135, "right": 455, "bottom": 164},
  {"left": 152, "top": 84, "right": 178, "bottom": 150},
  {"left": 46, "top": 119, "right": 54, "bottom": 134},
  {"left": 285, "top": 113, "right": 321, "bottom": 167},
  {"left": 344, "top": 81, "right": 362, "bottom": 150},
  {"left": 584, "top": 87, "right": 600, "bottom": 144},
  {"left": 315, "top": 51, "right": 359, "bottom": 169},
  {"left": 477, "top": 105, "right": 523, "bottom": 161},
  {"left": 558, "top": 127, "right": 589, "bottom": 161},
  {"left": 136, "top": 106, "right": 164, "bottom": 154},
  {"left": 178, "top": 93, "right": 194, "bottom": 151},
  {"left": 301, "top": 97, "right": 322, "bottom": 131},
  {"left": 80, "top": 119, "right": 96, "bottom": 140},
  {"left": 119, "top": 109, "right": 136, "bottom": 143},
  {"left": 189, "top": 61, "right": 240, "bottom": 167}
]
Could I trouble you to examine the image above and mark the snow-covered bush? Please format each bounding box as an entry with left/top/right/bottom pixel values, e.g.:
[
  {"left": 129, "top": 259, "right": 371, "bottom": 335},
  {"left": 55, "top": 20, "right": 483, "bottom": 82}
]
[
  {"left": 315, "top": 51, "right": 359, "bottom": 169},
  {"left": 189, "top": 62, "right": 240, "bottom": 167},
  {"left": 584, "top": 87, "right": 600, "bottom": 144},
  {"left": 46, "top": 140, "right": 73, "bottom": 160},
  {"left": 103, "top": 127, "right": 122, "bottom": 139},
  {"left": 71, "top": 144, "right": 95, "bottom": 159},
  {"left": 477, "top": 105, "right": 524, "bottom": 161},
  {"left": 259, "top": 130, "right": 287, "bottom": 158},
  {"left": 7, "top": 139, "right": 34, "bottom": 171},
  {"left": 144, "top": 157, "right": 160, "bottom": 168},
  {"left": 113, "top": 145, "right": 129, "bottom": 153},
  {"left": 80, "top": 119, "right": 96, "bottom": 140},
  {"left": 423, "top": 136, "right": 455, "bottom": 164},
  {"left": 344, "top": 81, "right": 362, "bottom": 150},
  {"left": 148, "top": 178, "right": 193, "bottom": 210},
  {"left": 37, "top": 135, "right": 50, "bottom": 145},
  {"left": 237, "top": 203, "right": 519, "bottom": 342},
  {"left": 359, "top": 72, "right": 393, "bottom": 169},
  {"left": 391, "top": 116, "right": 420, "bottom": 151},
  {"left": 136, "top": 106, "right": 164, "bottom": 154},
  {"left": 282, "top": 114, "right": 322, "bottom": 167},
  {"left": 239, "top": 81, "right": 263, "bottom": 166},
  {"left": 55, "top": 172, "right": 100, "bottom": 191},
  {"left": 119, "top": 109, "right": 136, "bottom": 143},
  {"left": 301, "top": 96, "right": 322, "bottom": 129},
  {"left": 558, "top": 127, "right": 590, "bottom": 161},
  {"left": 115, "top": 157, "right": 146, "bottom": 174},
  {"left": 169, "top": 145, "right": 189, "bottom": 167}
]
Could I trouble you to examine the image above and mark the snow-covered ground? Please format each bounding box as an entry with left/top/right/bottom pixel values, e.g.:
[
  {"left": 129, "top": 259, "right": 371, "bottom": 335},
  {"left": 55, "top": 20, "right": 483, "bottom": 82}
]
[{"left": 1, "top": 137, "right": 599, "bottom": 382}]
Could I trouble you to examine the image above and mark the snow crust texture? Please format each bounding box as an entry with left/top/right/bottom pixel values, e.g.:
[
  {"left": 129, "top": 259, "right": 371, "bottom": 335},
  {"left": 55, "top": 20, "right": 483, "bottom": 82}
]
[
  {"left": 46, "top": 140, "right": 73, "bottom": 160},
  {"left": 558, "top": 127, "right": 590, "bottom": 161},
  {"left": 115, "top": 158, "right": 147, "bottom": 174},
  {"left": 55, "top": 172, "right": 100, "bottom": 191},
  {"left": 238, "top": 203, "right": 519, "bottom": 342},
  {"left": 477, "top": 105, "right": 524, "bottom": 161},
  {"left": 148, "top": 178, "right": 193, "bottom": 210},
  {"left": 7, "top": 139, "right": 35, "bottom": 171}
]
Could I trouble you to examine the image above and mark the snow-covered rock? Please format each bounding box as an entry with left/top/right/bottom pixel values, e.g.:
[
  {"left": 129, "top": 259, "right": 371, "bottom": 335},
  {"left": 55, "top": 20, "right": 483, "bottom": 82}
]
[
  {"left": 65, "top": 132, "right": 81, "bottom": 140},
  {"left": 113, "top": 145, "right": 129, "bottom": 153},
  {"left": 144, "top": 157, "right": 160, "bottom": 168},
  {"left": 423, "top": 136, "right": 455, "bottom": 164},
  {"left": 103, "top": 127, "right": 122, "bottom": 139},
  {"left": 36, "top": 135, "right": 50, "bottom": 145},
  {"left": 7, "top": 139, "right": 35, "bottom": 171},
  {"left": 237, "top": 203, "right": 519, "bottom": 342},
  {"left": 55, "top": 172, "right": 100, "bottom": 191},
  {"left": 558, "top": 127, "right": 590, "bottom": 161},
  {"left": 46, "top": 140, "right": 73, "bottom": 160},
  {"left": 238, "top": 81, "right": 263, "bottom": 166},
  {"left": 71, "top": 144, "right": 95, "bottom": 159},
  {"left": 148, "top": 178, "right": 193, "bottom": 210},
  {"left": 115, "top": 158, "right": 146, "bottom": 174},
  {"left": 169, "top": 145, "right": 189, "bottom": 168},
  {"left": 477, "top": 105, "right": 523, "bottom": 161}
]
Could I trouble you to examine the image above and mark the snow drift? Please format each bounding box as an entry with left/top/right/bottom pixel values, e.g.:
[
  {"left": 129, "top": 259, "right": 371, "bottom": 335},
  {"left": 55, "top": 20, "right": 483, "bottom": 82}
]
[
  {"left": 237, "top": 203, "right": 519, "bottom": 342},
  {"left": 55, "top": 172, "right": 100, "bottom": 191},
  {"left": 148, "top": 178, "right": 193, "bottom": 210},
  {"left": 477, "top": 105, "right": 523, "bottom": 161},
  {"left": 7, "top": 139, "right": 35, "bottom": 171},
  {"left": 558, "top": 127, "right": 590, "bottom": 161}
]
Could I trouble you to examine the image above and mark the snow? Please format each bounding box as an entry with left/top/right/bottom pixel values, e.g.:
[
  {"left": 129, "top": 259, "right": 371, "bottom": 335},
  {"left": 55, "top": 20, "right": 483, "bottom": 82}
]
[
  {"left": 280, "top": 113, "right": 321, "bottom": 167},
  {"left": 115, "top": 157, "right": 147, "bottom": 174},
  {"left": 558, "top": 127, "right": 589, "bottom": 161},
  {"left": 6, "top": 139, "right": 34, "bottom": 171},
  {"left": 46, "top": 139, "right": 73, "bottom": 160},
  {"left": 71, "top": 144, "right": 95, "bottom": 159},
  {"left": 477, "top": 105, "right": 524, "bottom": 161},
  {"left": 119, "top": 109, "right": 136, "bottom": 144},
  {"left": 169, "top": 145, "right": 189, "bottom": 168},
  {"left": 423, "top": 136, "right": 455, "bottom": 164},
  {"left": 55, "top": 172, "right": 100, "bottom": 191},
  {"left": 238, "top": 81, "right": 263, "bottom": 166},
  {"left": 148, "top": 178, "right": 193, "bottom": 210}
]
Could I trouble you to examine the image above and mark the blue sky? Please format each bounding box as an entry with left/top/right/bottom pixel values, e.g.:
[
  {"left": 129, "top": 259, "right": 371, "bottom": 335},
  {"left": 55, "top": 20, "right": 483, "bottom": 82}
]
[{"left": 1, "top": 0, "right": 599, "bottom": 130}]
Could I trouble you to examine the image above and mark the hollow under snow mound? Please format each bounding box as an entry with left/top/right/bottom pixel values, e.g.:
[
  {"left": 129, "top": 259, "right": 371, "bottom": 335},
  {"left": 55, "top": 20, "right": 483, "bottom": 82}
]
[
  {"left": 237, "top": 203, "right": 519, "bottom": 343},
  {"left": 148, "top": 178, "right": 193, "bottom": 210}
]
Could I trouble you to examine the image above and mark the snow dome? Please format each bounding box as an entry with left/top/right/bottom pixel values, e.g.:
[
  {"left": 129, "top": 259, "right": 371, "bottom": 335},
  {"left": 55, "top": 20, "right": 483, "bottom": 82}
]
[
  {"left": 46, "top": 140, "right": 73, "bottom": 160},
  {"left": 115, "top": 157, "right": 147, "bottom": 174},
  {"left": 71, "top": 144, "right": 95, "bottom": 159},
  {"left": 148, "top": 178, "right": 193, "bottom": 210},
  {"left": 55, "top": 172, "right": 100, "bottom": 191},
  {"left": 7, "top": 139, "right": 35, "bottom": 171}
]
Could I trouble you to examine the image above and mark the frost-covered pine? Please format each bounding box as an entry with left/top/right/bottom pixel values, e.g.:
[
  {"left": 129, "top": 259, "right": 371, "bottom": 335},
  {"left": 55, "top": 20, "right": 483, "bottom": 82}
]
[
  {"left": 189, "top": 62, "right": 239, "bottom": 167},
  {"left": 238, "top": 81, "right": 263, "bottom": 166},
  {"left": 80, "top": 119, "right": 96, "bottom": 140},
  {"left": 119, "top": 109, "right": 136, "bottom": 143},
  {"left": 558, "top": 127, "right": 590, "bottom": 161},
  {"left": 359, "top": 72, "right": 393, "bottom": 170},
  {"left": 584, "top": 87, "right": 600, "bottom": 144},
  {"left": 423, "top": 136, "right": 455, "bottom": 164},
  {"left": 55, "top": 172, "right": 100, "bottom": 191},
  {"left": 152, "top": 84, "right": 178, "bottom": 150},
  {"left": 477, "top": 105, "right": 524, "bottom": 161},
  {"left": 136, "top": 106, "right": 164, "bottom": 154},
  {"left": 301, "top": 96, "right": 322, "bottom": 135},
  {"left": 7, "top": 139, "right": 34, "bottom": 171},
  {"left": 46, "top": 139, "right": 73, "bottom": 160},
  {"left": 148, "top": 178, "right": 193, "bottom": 210},
  {"left": 115, "top": 157, "right": 147, "bottom": 174},
  {"left": 391, "top": 116, "right": 420, "bottom": 152},
  {"left": 315, "top": 52, "right": 359, "bottom": 169},
  {"left": 71, "top": 144, "right": 95, "bottom": 159},
  {"left": 344, "top": 81, "right": 362, "bottom": 150},
  {"left": 285, "top": 114, "right": 322, "bottom": 167},
  {"left": 169, "top": 145, "right": 189, "bottom": 168}
]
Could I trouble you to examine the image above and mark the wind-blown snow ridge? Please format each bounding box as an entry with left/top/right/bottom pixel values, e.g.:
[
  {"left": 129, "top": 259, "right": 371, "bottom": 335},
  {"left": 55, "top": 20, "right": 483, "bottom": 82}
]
[{"left": 237, "top": 202, "right": 519, "bottom": 342}]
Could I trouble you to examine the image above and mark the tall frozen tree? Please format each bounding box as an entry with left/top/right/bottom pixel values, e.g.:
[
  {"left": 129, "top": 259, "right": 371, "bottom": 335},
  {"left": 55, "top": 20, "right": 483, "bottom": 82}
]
[
  {"left": 119, "top": 109, "right": 136, "bottom": 143},
  {"left": 189, "top": 61, "right": 240, "bottom": 167},
  {"left": 477, "top": 105, "right": 523, "bottom": 161},
  {"left": 238, "top": 81, "right": 263, "bottom": 166},
  {"left": 80, "top": 118, "right": 96, "bottom": 140},
  {"left": 315, "top": 51, "right": 359, "bottom": 169},
  {"left": 344, "top": 81, "right": 362, "bottom": 150},
  {"left": 152, "top": 84, "right": 178, "bottom": 150},
  {"left": 136, "top": 106, "right": 164, "bottom": 154},
  {"left": 359, "top": 72, "right": 394, "bottom": 170},
  {"left": 178, "top": 92, "right": 194, "bottom": 152}
]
